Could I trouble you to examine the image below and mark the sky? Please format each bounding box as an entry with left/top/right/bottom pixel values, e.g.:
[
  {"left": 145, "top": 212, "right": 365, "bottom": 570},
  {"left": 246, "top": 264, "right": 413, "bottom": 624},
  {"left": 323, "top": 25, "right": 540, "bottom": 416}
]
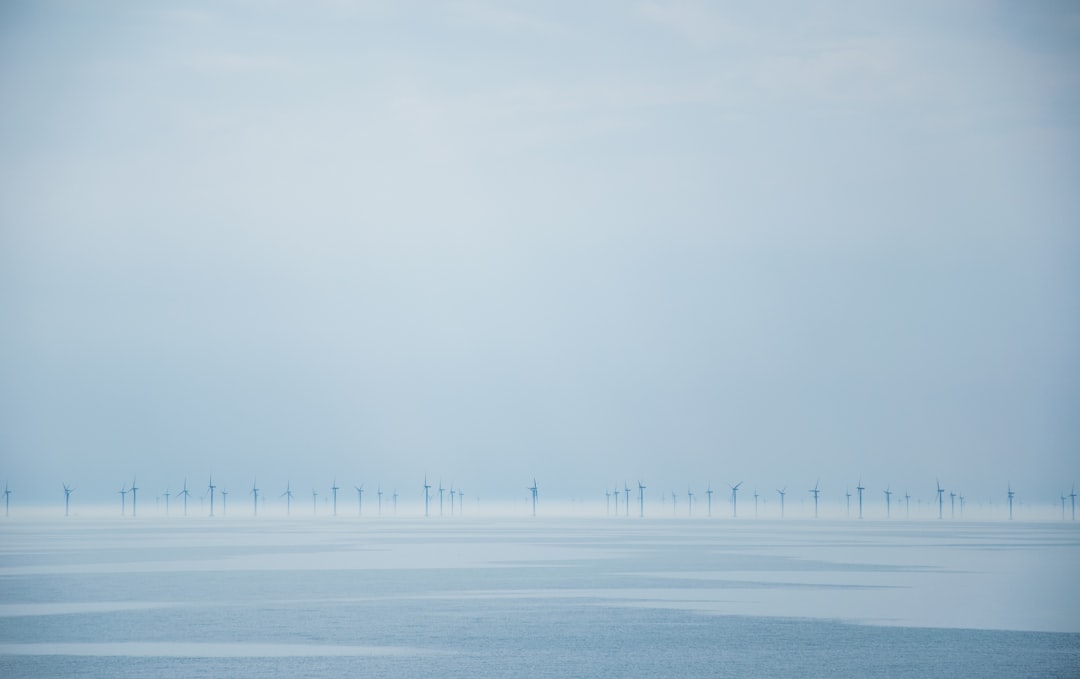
[{"left": 1, "top": 1, "right": 1078, "bottom": 510}]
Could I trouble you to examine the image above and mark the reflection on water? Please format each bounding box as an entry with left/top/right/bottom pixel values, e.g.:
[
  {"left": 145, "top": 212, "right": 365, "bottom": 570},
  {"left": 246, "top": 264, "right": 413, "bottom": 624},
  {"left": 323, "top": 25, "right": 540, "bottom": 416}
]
[{"left": 0, "top": 518, "right": 1077, "bottom": 677}]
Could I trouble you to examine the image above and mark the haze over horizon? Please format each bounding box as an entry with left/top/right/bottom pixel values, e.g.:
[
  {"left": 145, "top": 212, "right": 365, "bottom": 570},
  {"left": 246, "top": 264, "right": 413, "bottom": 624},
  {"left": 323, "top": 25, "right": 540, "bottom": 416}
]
[{"left": 2, "top": 2, "right": 1078, "bottom": 507}]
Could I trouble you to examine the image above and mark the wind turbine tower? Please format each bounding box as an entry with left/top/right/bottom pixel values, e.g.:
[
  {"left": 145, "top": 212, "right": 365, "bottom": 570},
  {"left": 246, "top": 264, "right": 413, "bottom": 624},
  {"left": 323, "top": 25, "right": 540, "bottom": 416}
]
[
  {"left": 179, "top": 480, "right": 191, "bottom": 517},
  {"left": 1007, "top": 484, "right": 1015, "bottom": 520},
  {"left": 777, "top": 488, "right": 786, "bottom": 518},
  {"left": 950, "top": 491, "right": 956, "bottom": 519},
  {"left": 959, "top": 492, "right": 965, "bottom": 518},
  {"left": 687, "top": 487, "right": 694, "bottom": 517},
  {"left": 884, "top": 487, "right": 892, "bottom": 519},
  {"left": 331, "top": 479, "right": 340, "bottom": 517},
  {"left": 207, "top": 476, "right": 215, "bottom": 517},
  {"left": 904, "top": 491, "right": 911, "bottom": 519},
  {"left": 439, "top": 480, "right": 445, "bottom": 517},
  {"left": 1071, "top": 486, "right": 1076, "bottom": 521},
  {"left": 605, "top": 490, "right": 611, "bottom": 516},
  {"left": 706, "top": 485, "right": 713, "bottom": 518},
  {"left": 753, "top": 489, "right": 759, "bottom": 518},
  {"left": 281, "top": 483, "right": 293, "bottom": 515},
  {"left": 856, "top": 480, "right": 864, "bottom": 520},
  {"left": 164, "top": 489, "right": 171, "bottom": 516},
  {"left": 312, "top": 489, "right": 318, "bottom": 514},
  {"left": 119, "top": 484, "right": 127, "bottom": 516},
  {"left": 63, "top": 483, "right": 74, "bottom": 516},
  {"left": 423, "top": 476, "right": 431, "bottom": 518},
  {"left": 624, "top": 483, "right": 630, "bottom": 517},
  {"left": 221, "top": 489, "right": 228, "bottom": 516},
  {"left": 529, "top": 479, "right": 538, "bottom": 517},
  {"left": 377, "top": 487, "right": 383, "bottom": 516},
  {"left": 671, "top": 490, "right": 677, "bottom": 515},
  {"left": 130, "top": 478, "right": 139, "bottom": 517},
  {"left": 393, "top": 489, "right": 399, "bottom": 515},
  {"left": 638, "top": 482, "right": 646, "bottom": 518},
  {"left": 730, "top": 482, "right": 742, "bottom": 519},
  {"left": 251, "top": 479, "right": 259, "bottom": 516},
  {"left": 613, "top": 485, "right": 619, "bottom": 516},
  {"left": 449, "top": 486, "right": 456, "bottom": 516},
  {"left": 936, "top": 481, "right": 944, "bottom": 519},
  {"left": 355, "top": 485, "right": 364, "bottom": 516},
  {"left": 810, "top": 481, "right": 821, "bottom": 519},
  {"left": 845, "top": 488, "right": 852, "bottom": 518},
  {"left": 4, "top": 483, "right": 10, "bottom": 517}
]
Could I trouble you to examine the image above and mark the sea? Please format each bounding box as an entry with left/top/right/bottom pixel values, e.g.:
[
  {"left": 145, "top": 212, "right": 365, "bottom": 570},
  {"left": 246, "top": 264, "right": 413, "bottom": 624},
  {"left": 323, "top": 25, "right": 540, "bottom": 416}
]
[{"left": 1, "top": 514, "right": 1077, "bottom": 677}]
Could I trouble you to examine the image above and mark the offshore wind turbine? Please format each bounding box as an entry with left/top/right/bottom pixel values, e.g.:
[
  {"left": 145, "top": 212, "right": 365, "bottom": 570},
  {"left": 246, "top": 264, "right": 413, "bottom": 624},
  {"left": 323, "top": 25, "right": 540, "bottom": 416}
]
[
  {"left": 884, "top": 487, "right": 892, "bottom": 519},
  {"left": 936, "top": 481, "right": 944, "bottom": 519},
  {"left": 671, "top": 490, "right": 677, "bottom": 515},
  {"left": 950, "top": 491, "right": 956, "bottom": 519},
  {"left": 959, "top": 492, "right": 965, "bottom": 519},
  {"left": 221, "top": 489, "right": 228, "bottom": 516},
  {"left": 753, "top": 489, "right": 760, "bottom": 518},
  {"left": 777, "top": 488, "right": 786, "bottom": 518},
  {"left": 605, "top": 490, "right": 611, "bottom": 516},
  {"left": 904, "top": 490, "right": 911, "bottom": 518},
  {"left": 423, "top": 476, "right": 431, "bottom": 518},
  {"left": 251, "top": 479, "right": 259, "bottom": 516},
  {"left": 638, "top": 482, "right": 646, "bottom": 518},
  {"left": 624, "top": 483, "right": 630, "bottom": 517},
  {"left": 331, "top": 479, "right": 340, "bottom": 517},
  {"left": 613, "top": 485, "right": 619, "bottom": 516},
  {"left": 119, "top": 484, "right": 128, "bottom": 516},
  {"left": 706, "top": 485, "right": 713, "bottom": 518},
  {"left": 730, "top": 482, "right": 742, "bottom": 519},
  {"left": 439, "top": 480, "right": 445, "bottom": 517},
  {"left": 1007, "top": 484, "right": 1015, "bottom": 520},
  {"left": 312, "top": 489, "right": 318, "bottom": 515},
  {"left": 281, "top": 482, "right": 293, "bottom": 515},
  {"left": 377, "top": 487, "right": 383, "bottom": 516},
  {"left": 449, "top": 486, "right": 456, "bottom": 516},
  {"left": 1071, "top": 486, "right": 1077, "bottom": 521},
  {"left": 856, "top": 480, "right": 864, "bottom": 520},
  {"left": 457, "top": 488, "right": 464, "bottom": 514},
  {"left": 3, "top": 483, "right": 9, "bottom": 517},
  {"left": 164, "top": 489, "right": 171, "bottom": 516},
  {"left": 207, "top": 476, "right": 215, "bottom": 517},
  {"left": 529, "top": 479, "right": 538, "bottom": 517},
  {"left": 687, "top": 487, "right": 694, "bottom": 517},
  {"left": 354, "top": 485, "right": 364, "bottom": 516},
  {"left": 63, "top": 483, "right": 74, "bottom": 516},
  {"left": 179, "top": 479, "right": 191, "bottom": 516},
  {"left": 810, "top": 481, "right": 820, "bottom": 519},
  {"left": 393, "top": 489, "right": 398, "bottom": 515},
  {"left": 130, "top": 477, "right": 139, "bottom": 517},
  {"left": 845, "top": 488, "right": 852, "bottom": 518}
]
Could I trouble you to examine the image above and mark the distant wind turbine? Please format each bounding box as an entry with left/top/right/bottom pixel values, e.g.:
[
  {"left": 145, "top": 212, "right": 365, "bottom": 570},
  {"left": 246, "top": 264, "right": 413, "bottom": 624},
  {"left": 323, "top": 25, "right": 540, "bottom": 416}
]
[
  {"left": 810, "top": 481, "right": 821, "bottom": 519},
  {"left": 119, "top": 484, "right": 128, "bottom": 516},
  {"left": 904, "top": 490, "right": 911, "bottom": 519},
  {"left": 281, "top": 482, "right": 293, "bottom": 515},
  {"left": 207, "top": 476, "right": 215, "bottom": 517},
  {"left": 845, "top": 488, "right": 852, "bottom": 518},
  {"left": 179, "top": 480, "right": 191, "bottom": 517},
  {"left": 424, "top": 476, "right": 431, "bottom": 517},
  {"left": 251, "top": 479, "right": 259, "bottom": 516},
  {"left": 1007, "top": 484, "right": 1015, "bottom": 520},
  {"left": 4, "top": 482, "right": 11, "bottom": 517},
  {"left": 331, "top": 479, "right": 340, "bottom": 517},
  {"left": 130, "top": 478, "right": 139, "bottom": 517},
  {"left": 529, "top": 479, "right": 538, "bottom": 517},
  {"left": 777, "top": 488, "right": 786, "bottom": 519},
  {"left": 355, "top": 485, "right": 364, "bottom": 516},
  {"left": 671, "top": 490, "right": 677, "bottom": 515},
  {"left": 393, "top": 489, "right": 399, "bottom": 515},
  {"left": 221, "top": 489, "right": 228, "bottom": 516},
  {"left": 457, "top": 488, "right": 464, "bottom": 514},
  {"left": 613, "top": 485, "right": 619, "bottom": 516},
  {"left": 958, "top": 492, "right": 964, "bottom": 519},
  {"left": 706, "top": 485, "right": 713, "bottom": 518},
  {"left": 63, "top": 483, "right": 74, "bottom": 516},
  {"left": 936, "top": 481, "right": 944, "bottom": 520},
  {"left": 950, "top": 491, "right": 956, "bottom": 519},
  {"left": 377, "top": 487, "right": 383, "bottom": 516},
  {"left": 624, "top": 483, "right": 630, "bottom": 517},
  {"left": 856, "top": 480, "right": 864, "bottom": 520},
  {"left": 449, "top": 486, "right": 456, "bottom": 517},
  {"left": 730, "top": 482, "right": 742, "bottom": 519},
  {"left": 638, "top": 482, "right": 646, "bottom": 518},
  {"left": 753, "top": 489, "right": 759, "bottom": 518},
  {"left": 439, "top": 480, "right": 445, "bottom": 517},
  {"left": 312, "top": 489, "right": 318, "bottom": 515},
  {"left": 884, "top": 487, "right": 892, "bottom": 519},
  {"left": 1071, "top": 486, "right": 1077, "bottom": 521},
  {"left": 687, "top": 487, "right": 694, "bottom": 517},
  {"left": 605, "top": 490, "right": 611, "bottom": 516},
  {"left": 164, "top": 489, "right": 171, "bottom": 516}
]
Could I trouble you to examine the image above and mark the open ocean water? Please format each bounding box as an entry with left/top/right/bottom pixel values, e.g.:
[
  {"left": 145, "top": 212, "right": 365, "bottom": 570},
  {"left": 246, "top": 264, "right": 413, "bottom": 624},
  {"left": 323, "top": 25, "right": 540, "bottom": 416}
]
[{"left": 1, "top": 516, "right": 1077, "bottom": 677}]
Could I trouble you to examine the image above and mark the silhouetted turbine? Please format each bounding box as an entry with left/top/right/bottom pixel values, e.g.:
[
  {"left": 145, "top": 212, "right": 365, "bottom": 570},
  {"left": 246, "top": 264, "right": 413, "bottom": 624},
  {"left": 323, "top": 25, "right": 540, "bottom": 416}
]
[
  {"left": 207, "top": 476, "right": 215, "bottom": 517},
  {"left": 529, "top": 479, "right": 538, "bottom": 517},
  {"left": 439, "top": 480, "right": 445, "bottom": 517},
  {"left": 312, "top": 489, "right": 318, "bottom": 515},
  {"left": 810, "top": 481, "right": 820, "bottom": 519},
  {"left": 377, "top": 487, "right": 383, "bottom": 516},
  {"left": 1071, "top": 486, "right": 1077, "bottom": 521},
  {"left": 884, "top": 487, "right": 892, "bottom": 519},
  {"left": 613, "top": 485, "right": 619, "bottom": 516},
  {"left": 845, "top": 488, "right": 852, "bottom": 518},
  {"left": 355, "top": 485, "right": 364, "bottom": 516},
  {"left": 753, "top": 489, "right": 759, "bottom": 518},
  {"left": 119, "top": 484, "right": 127, "bottom": 516},
  {"left": 423, "top": 476, "right": 431, "bottom": 518},
  {"left": 949, "top": 491, "right": 956, "bottom": 519},
  {"left": 4, "top": 482, "right": 10, "bottom": 517},
  {"left": 904, "top": 491, "right": 911, "bottom": 518},
  {"left": 605, "top": 490, "right": 611, "bottom": 516},
  {"left": 63, "top": 483, "right": 74, "bottom": 516},
  {"left": 936, "top": 480, "right": 944, "bottom": 520},
  {"left": 856, "top": 480, "right": 864, "bottom": 520},
  {"left": 281, "top": 482, "right": 293, "bottom": 515},
  {"left": 221, "top": 489, "right": 228, "bottom": 516},
  {"left": 251, "top": 479, "right": 260, "bottom": 516},
  {"left": 638, "top": 482, "right": 646, "bottom": 518},
  {"left": 730, "top": 482, "right": 742, "bottom": 519},
  {"left": 777, "top": 488, "right": 786, "bottom": 519},
  {"left": 623, "top": 483, "right": 630, "bottom": 517},
  {"left": 706, "top": 485, "right": 713, "bottom": 518},
  {"left": 130, "top": 478, "right": 139, "bottom": 517},
  {"left": 449, "top": 486, "right": 456, "bottom": 517},
  {"left": 179, "top": 480, "right": 191, "bottom": 517},
  {"left": 1007, "top": 484, "right": 1015, "bottom": 520},
  {"left": 331, "top": 479, "right": 340, "bottom": 517}
]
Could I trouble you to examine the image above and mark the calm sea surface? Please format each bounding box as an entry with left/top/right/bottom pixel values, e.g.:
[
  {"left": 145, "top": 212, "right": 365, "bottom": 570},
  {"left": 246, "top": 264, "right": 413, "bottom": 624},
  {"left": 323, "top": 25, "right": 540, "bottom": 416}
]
[{"left": 1, "top": 517, "right": 1077, "bottom": 677}]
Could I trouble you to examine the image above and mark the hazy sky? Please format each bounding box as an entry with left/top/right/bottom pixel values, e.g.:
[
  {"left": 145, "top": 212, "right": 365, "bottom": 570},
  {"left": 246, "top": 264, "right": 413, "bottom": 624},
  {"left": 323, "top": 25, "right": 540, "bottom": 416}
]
[{"left": 1, "top": 1, "right": 1078, "bottom": 508}]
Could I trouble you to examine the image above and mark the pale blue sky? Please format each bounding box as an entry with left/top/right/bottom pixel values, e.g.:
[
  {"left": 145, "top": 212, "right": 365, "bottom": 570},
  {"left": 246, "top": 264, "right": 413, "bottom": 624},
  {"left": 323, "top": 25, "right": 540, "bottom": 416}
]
[{"left": 1, "top": 1, "right": 1078, "bottom": 508}]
